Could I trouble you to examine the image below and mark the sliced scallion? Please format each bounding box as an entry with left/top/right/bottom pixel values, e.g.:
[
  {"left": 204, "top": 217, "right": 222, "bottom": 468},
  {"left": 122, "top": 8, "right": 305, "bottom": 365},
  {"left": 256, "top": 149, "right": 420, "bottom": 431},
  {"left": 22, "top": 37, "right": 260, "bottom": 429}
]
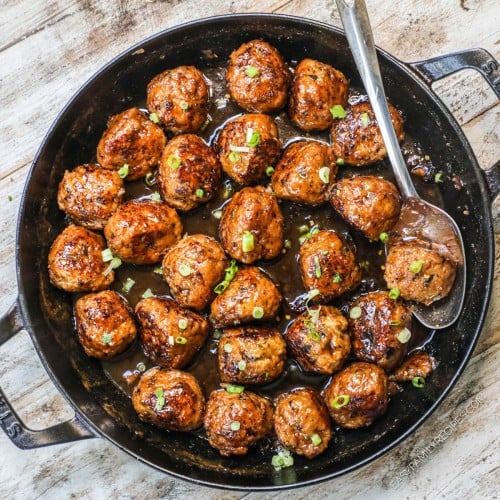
[
  {"left": 241, "top": 231, "right": 255, "bottom": 252},
  {"left": 225, "top": 384, "right": 244, "bottom": 394},
  {"left": 167, "top": 154, "right": 181, "bottom": 169},
  {"left": 310, "top": 433, "right": 322, "bottom": 446},
  {"left": 118, "top": 163, "right": 129, "bottom": 179},
  {"left": 179, "top": 264, "right": 192, "bottom": 277},
  {"left": 101, "top": 332, "right": 113, "bottom": 344},
  {"left": 396, "top": 327, "right": 411, "bottom": 344},
  {"left": 195, "top": 188, "right": 204, "bottom": 198},
  {"left": 412, "top": 376, "right": 426, "bottom": 388},
  {"left": 318, "top": 166, "right": 330, "bottom": 184},
  {"left": 349, "top": 306, "right": 362, "bottom": 319},
  {"left": 389, "top": 288, "right": 400, "bottom": 300},
  {"left": 175, "top": 336, "right": 187, "bottom": 344},
  {"left": 252, "top": 306, "right": 264, "bottom": 319},
  {"left": 230, "top": 420, "right": 241, "bottom": 431},
  {"left": 330, "top": 104, "right": 346, "bottom": 119},
  {"left": 122, "top": 277, "right": 135, "bottom": 293},
  {"left": 245, "top": 65, "right": 259, "bottom": 78},
  {"left": 331, "top": 394, "right": 350, "bottom": 408},
  {"left": 149, "top": 112, "right": 160, "bottom": 123},
  {"left": 409, "top": 260, "right": 424, "bottom": 274}
]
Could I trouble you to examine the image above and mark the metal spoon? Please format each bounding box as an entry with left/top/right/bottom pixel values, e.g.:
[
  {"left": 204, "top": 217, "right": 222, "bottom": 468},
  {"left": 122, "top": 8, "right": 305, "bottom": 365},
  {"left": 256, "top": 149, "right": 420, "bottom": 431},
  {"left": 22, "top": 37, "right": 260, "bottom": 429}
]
[{"left": 336, "top": 0, "right": 466, "bottom": 329}]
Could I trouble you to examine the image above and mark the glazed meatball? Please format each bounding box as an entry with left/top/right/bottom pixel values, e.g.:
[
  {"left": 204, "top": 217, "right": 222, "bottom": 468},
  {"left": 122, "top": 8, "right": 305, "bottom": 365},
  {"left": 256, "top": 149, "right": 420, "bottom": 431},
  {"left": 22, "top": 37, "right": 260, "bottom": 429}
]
[
  {"left": 48, "top": 225, "right": 115, "bottom": 292},
  {"left": 135, "top": 296, "right": 209, "bottom": 369},
  {"left": 289, "top": 58, "right": 349, "bottom": 132},
  {"left": 226, "top": 39, "right": 290, "bottom": 113},
  {"left": 349, "top": 291, "right": 412, "bottom": 371},
  {"left": 284, "top": 305, "right": 350, "bottom": 374},
  {"left": 96, "top": 107, "right": 166, "bottom": 181},
  {"left": 146, "top": 65, "right": 208, "bottom": 134},
  {"left": 157, "top": 134, "right": 222, "bottom": 211},
  {"left": 57, "top": 163, "right": 124, "bottom": 230},
  {"left": 218, "top": 326, "right": 287, "bottom": 385},
  {"left": 323, "top": 361, "right": 389, "bottom": 429},
  {"left": 299, "top": 230, "right": 361, "bottom": 302},
  {"left": 390, "top": 351, "right": 435, "bottom": 383},
  {"left": 219, "top": 186, "right": 284, "bottom": 264},
  {"left": 271, "top": 140, "right": 337, "bottom": 206},
  {"left": 162, "top": 234, "right": 228, "bottom": 311},
  {"left": 104, "top": 199, "right": 182, "bottom": 265},
  {"left": 74, "top": 290, "right": 136, "bottom": 359},
  {"left": 330, "top": 176, "right": 401, "bottom": 240},
  {"left": 330, "top": 101, "right": 405, "bottom": 166},
  {"left": 384, "top": 242, "right": 457, "bottom": 305},
  {"left": 274, "top": 388, "right": 332, "bottom": 459},
  {"left": 215, "top": 113, "right": 282, "bottom": 185},
  {"left": 203, "top": 388, "right": 273, "bottom": 456},
  {"left": 132, "top": 367, "right": 205, "bottom": 431},
  {"left": 210, "top": 266, "right": 282, "bottom": 328}
]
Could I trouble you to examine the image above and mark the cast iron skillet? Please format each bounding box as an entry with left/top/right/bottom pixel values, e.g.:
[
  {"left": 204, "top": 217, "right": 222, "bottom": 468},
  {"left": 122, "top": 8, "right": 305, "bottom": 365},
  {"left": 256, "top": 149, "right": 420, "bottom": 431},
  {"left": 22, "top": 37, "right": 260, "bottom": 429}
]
[{"left": 0, "top": 14, "right": 498, "bottom": 490}]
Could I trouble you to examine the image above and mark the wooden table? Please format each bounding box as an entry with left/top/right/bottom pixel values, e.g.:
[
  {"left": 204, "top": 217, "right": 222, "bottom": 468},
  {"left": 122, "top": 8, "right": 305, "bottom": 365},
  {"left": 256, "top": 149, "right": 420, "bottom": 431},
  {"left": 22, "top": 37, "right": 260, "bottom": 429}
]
[{"left": 0, "top": 1, "right": 498, "bottom": 497}]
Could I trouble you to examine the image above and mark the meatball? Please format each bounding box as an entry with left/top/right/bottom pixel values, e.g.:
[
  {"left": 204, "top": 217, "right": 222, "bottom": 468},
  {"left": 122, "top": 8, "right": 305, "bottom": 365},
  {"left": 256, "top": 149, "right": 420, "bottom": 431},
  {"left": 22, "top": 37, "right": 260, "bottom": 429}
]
[
  {"left": 218, "top": 326, "right": 287, "bottom": 385},
  {"left": 384, "top": 242, "right": 457, "bottom": 305},
  {"left": 162, "top": 234, "right": 228, "bottom": 311},
  {"left": 219, "top": 186, "right": 284, "bottom": 264},
  {"left": 299, "top": 230, "right": 361, "bottom": 301},
  {"left": 330, "top": 101, "right": 405, "bottom": 166},
  {"left": 157, "top": 134, "right": 222, "bottom": 211},
  {"left": 323, "top": 361, "right": 389, "bottom": 429},
  {"left": 226, "top": 39, "right": 290, "bottom": 114},
  {"left": 74, "top": 290, "right": 136, "bottom": 359},
  {"left": 132, "top": 367, "right": 205, "bottom": 431},
  {"left": 146, "top": 65, "right": 208, "bottom": 134},
  {"left": 203, "top": 388, "right": 273, "bottom": 456},
  {"left": 349, "top": 291, "right": 412, "bottom": 371},
  {"left": 57, "top": 163, "right": 124, "bottom": 230},
  {"left": 104, "top": 199, "right": 182, "bottom": 265},
  {"left": 274, "top": 388, "right": 332, "bottom": 459},
  {"left": 289, "top": 58, "right": 349, "bottom": 132},
  {"left": 390, "top": 351, "right": 436, "bottom": 383},
  {"left": 215, "top": 113, "right": 282, "bottom": 185},
  {"left": 210, "top": 266, "right": 282, "bottom": 328},
  {"left": 271, "top": 140, "right": 337, "bottom": 206},
  {"left": 135, "top": 296, "right": 209, "bottom": 369},
  {"left": 48, "top": 224, "right": 115, "bottom": 292},
  {"left": 96, "top": 107, "right": 166, "bottom": 181},
  {"left": 284, "top": 305, "right": 350, "bottom": 374},
  {"left": 329, "top": 176, "right": 402, "bottom": 240}
]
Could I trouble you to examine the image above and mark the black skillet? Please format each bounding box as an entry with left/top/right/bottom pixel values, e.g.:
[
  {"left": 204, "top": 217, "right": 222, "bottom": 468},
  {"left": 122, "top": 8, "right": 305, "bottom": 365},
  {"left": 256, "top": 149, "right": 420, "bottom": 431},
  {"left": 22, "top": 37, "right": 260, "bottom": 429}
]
[{"left": 0, "top": 14, "right": 498, "bottom": 490}]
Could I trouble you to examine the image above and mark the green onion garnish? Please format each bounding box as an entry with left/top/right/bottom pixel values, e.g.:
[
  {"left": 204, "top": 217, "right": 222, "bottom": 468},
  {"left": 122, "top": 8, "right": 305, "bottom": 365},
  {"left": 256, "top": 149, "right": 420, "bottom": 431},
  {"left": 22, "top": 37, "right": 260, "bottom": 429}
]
[
  {"left": 149, "top": 112, "right": 160, "bottom": 123},
  {"left": 228, "top": 151, "right": 240, "bottom": 163},
  {"left": 102, "top": 248, "right": 114, "bottom": 262},
  {"left": 224, "top": 343, "right": 232, "bottom": 353},
  {"left": 153, "top": 266, "right": 163, "bottom": 275},
  {"left": 145, "top": 172, "right": 156, "bottom": 186},
  {"left": 178, "top": 318, "right": 188, "bottom": 330},
  {"left": 252, "top": 306, "right": 264, "bottom": 319},
  {"left": 349, "top": 306, "right": 362, "bottom": 319},
  {"left": 308, "top": 329, "right": 321, "bottom": 342},
  {"left": 101, "top": 332, "right": 113, "bottom": 344},
  {"left": 136, "top": 362, "right": 146, "bottom": 372},
  {"left": 212, "top": 209, "right": 223, "bottom": 219},
  {"left": 154, "top": 388, "right": 165, "bottom": 411},
  {"left": 379, "top": 232, "right": 389, "bottom": 243},
  {"left": 195, "top": 188, "right": 204, "bottom": 198},
  {"left": 150, "top": 192, "right": 161, "bottom": 201},
  {"left": 284, "top": 239, "right": 292, "bottom": 249},
  {"left": 336, "top": 157, "right": 345, "bottom": 166},
  {"left": 245, "top": 66, "right": 259, "bottom": 78},
  {"left": 237, "top": 360, "right": 247, "bottom": 371},
  {"left": 318, "top": 166, "right": 330, "bottom": 184},
  {"left": 412, "top": 376, "right": 426, "bottom": 388},
  {"left": 396, "top": 327, "right": 411, "bottom": 344},
  {"left": 213, "top": 329, "right": 222, "bottom": 339},
  {"left": 434, "top": 172, "right": 444, "bottom": 183},
  {"left": 330, "top": 104, "right": 346, "bottom": 119},
  {"left": 225, "top": 384, "right": 244, "bottom": 394},
  {"left": 331, "top": 395, "right": 350, "bottom": 408},
  {"left": 230, "top": 420, "right": 241, "bottom": 431},
  {"left": 360, "top": 112, "right": 370, "bottom": 128},
  {"left": 118, "top": 163, "right": 129, "bottom": 179},
  {"left": 245, "top": 128, "right": 260, "bottom": 148},
  {"left": 271, "top": 449, "right": 294, "bottom": 470},
  {"left": 409, "top": 260, "right": 424, "bottom": 273},
  {"left": 314, "top": 255, "right": 322, "bottom": 278},
  {"left": 242, "top": 231, "right": 255, "bottom": 252},
  {"left": 389, "top": 288, "right": 400, "bottom": 300},
  {"left": 266, "top": 166, "right": 275, "bottom": 177},
  {"left": 310, "top": 433, "right": 322, "bottom": 446},
  {"left": 122, "top": 277, "right": 135, "bottom": 293},
  {"left": 167, "top": 155, "right": 181, "bottom": 169},
  {"left": 179, "top": 264, "right": 192, "bottom": 276},
  {"left": 180, "top": 101, "right": 189, "bottom": 110},
  {"left": 176, "top": 336, "right": 187, "bottom": 344},
  {"left": 389, "top": 319, "right": 401, "bottom": 326},
  {"left": 333, "top": 272, "right": 343, "bottom": 284},
  {"left": 141, "top": 288, "right": 154, "bottom": 299}
]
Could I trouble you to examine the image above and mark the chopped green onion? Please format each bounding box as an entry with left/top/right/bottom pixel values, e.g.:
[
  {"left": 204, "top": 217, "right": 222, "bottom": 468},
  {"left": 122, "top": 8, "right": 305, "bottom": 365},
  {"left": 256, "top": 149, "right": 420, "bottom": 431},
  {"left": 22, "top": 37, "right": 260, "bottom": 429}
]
[
  {"left": 149, "top": 112, "right": 160, "bottom": 123},
  {"left": 154, "top": 388, "right": 165, "bottom": 411},
  {"left": 104, "top": 256, "right": 122, "bottom": 275},
  {"left": 434, "top": 172, "right": 444, "bottom": 183},
  {"left": 314, "top": 255, "right": 322, "bottom": 278},
  {"left": 360, "top": 112, "right": 371, "bottom": 128},
  {"left": 310, "top": 433, "right": 322, "bottom": 446},
  {"left": 225, "top": 384, "right": 244, "bottom": 394},
  {"left": 212, "top": 209, "right": 223, "bottom": 219},
  {"left": 195, "top": 188, "right": 204, "bottom": 198},
  {"left": 299, "top": 224, "right": 310, "bottom": 234},
  {"left": 214, "top": 281, "right": 229, "bottom": 294},
  {"left": 101, "top": 332, "right": 113, "bottom": 344},
  {"left": 122, "top": 277, "right": 135, "bottom": 293},
  {"left": 284, "top": 239, "right": 292, "bottom": 249},
  {"left": 179, "top": 264, "right": 192, "bottom": 276},
  {"left": 330, "top": 104, "right": 346, "bottom": 119},
  {"left": 179, "top": 100, "right": 189, "bottom": 110},
  {"left": 245, "top": 65, "right": 259, "bottom": 78},
  {"left": 150, "top": 192, "right": 161, "bottom": 201},
  {"left": 178, "top": 318, "right": 188, "bottom": 330},
  {"left": 167, "top": 154, "right": 181, "bottom": 169},
  {"left": 266, "top": 166, "right": 275, "bottom": 177},
  {"left": 349, "top": 306, "right": 362, "bottom": 319},
  {"left": 308, "top": 329, "right": 321, "bottom": 342},
  {"left": 318, "top": 166, "right": 330, "bottom": 184},
  {"left": 271, "top": 449, "right": 294, "bottom": 470},
  {"left": 145, "top": 172, "right": 157, "bottom": 186},
  {"left": 412, "top": 376, "right": 426, "bottom": 388},
  {"left": 230, "top": 420, "right": 241, "bottom": 431},
  {"left": 242, "top": 231, "right": 255, "bottom": 252},
  {"left": 379, "top": 232, "right": 389, "bottom": 243},
  {"left": 252, "top": 306, "right": 264, "bottom": 319},
  {"left": 237, "top": 360, "right": 247, "bottom": 371},
  {"left": 102, "top": 248, "right": 114, "bottom": 262},
  {"left": 229, "top": 144, "right": 251, "bottom": 153},
  {"left": 389, "top": 288, "right": 400, "bottom": 300},
  {"left": 228, "top": 150, "right": 240, "bottom": 162},
  {"left": 118, "top": 163, "right": 129, "bottom": 179},
  {"left": 213, "top": 329, "right": 222, "bottom": 339},
  {"left": 389, "top": 319, "right": 401, "bottom": 326},
  {"left": 142, "top": 288, "right": 154, "bottom": 299},
  {"left": 336, "top": 157, "right": 345, "bottom": 166},
  {"left": 153, "top": 266, "right": 163, "bottom": 275},
  {"left": 224, "top": 343, "right": 233, "bottom": 353},
  {"left": 307, "top": 288, "right": 320, "bottom": 302},
  {"left": 331, "top": 395, "right": 350, "bottom": 408},
  {"left": 222, "top": 183, "right": 233, "bottom": 199},
  {"left": 176, "top": 336, "right": 187, "bottom": 344},
  {"left": 225, "top": 259, "right": 238, "bottom": 281},
  {"left": 396, "top": 327, "right": 411, "bottom": 344},
  {"left": 136, "top": 362, "right": 146, "bottom": 372},
  {"left": 200, "top": 118, "right": 211, "bottom": 132},
  {"left": 245, "top": 128, "right": 260, "bottom": 148},
  {"left": 409, "top": 260, "right": 424, "bottom": 274},
  {"left": 333, "top": 272, "right": 343, "bottom": 284},
  {"left": 308, "top": 306, "right": 321, "bottom": 323}
]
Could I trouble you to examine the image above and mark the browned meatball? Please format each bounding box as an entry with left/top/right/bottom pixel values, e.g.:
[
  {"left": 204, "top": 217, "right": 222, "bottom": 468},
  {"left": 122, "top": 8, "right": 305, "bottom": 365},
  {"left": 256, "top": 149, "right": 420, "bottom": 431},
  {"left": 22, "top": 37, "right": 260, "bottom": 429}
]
[
  {"left": 219, "top": 186, "right": 284, "bottom": 264},
  {"left": 215, "top": 114, "right": 282, "bottom": 185},
  {"left": 349, "top": 291, "right": 412, "bottom": 371},
  {"left": 289, "top": 58, "right": 349, "bottom": 132},
  {"left": 330, "top": 101, "right": 405, "bottom": 166},
  {"left": 104, "top": 199, "right": 182, "bottom": 265},
  {"left": 384, "top": 242, "right": 457, "bottom": 305},
  {"left": 274, "top": 388, "right": 332, "bottom": 459},
  {"left": 299, "top": 230, "right": 361, "bottom": 302},
  {"left": 218, "top": 326, "right": 287, "bottom": 385},
  {"left": 389, "top": 351, "right": 436, "bottom": 383},
  {"left": 226, "top": 40, "right": 290, "bottom": 114},
  {"left": 57, "top": 163, "right": 124, "bottom": 230},
  {"left": 284, "top": 305, "right": 350, "bottom": 374},
  {"left": 135, "top": 296, "right": 209, "bottom": 369},
  {"left": 203, "top": 388, "right": 273, "bottom": 456},
  {"left": 146, "top": 65, "right": 208, "bottom": 134},
  {"left": 74, "top": 290, "right": 136, "bottom": 359},
  {"left": 323, "top": 361, "right": 389, "bottom": 429},
  {"left": 271, "top": 140, "right": 338, "bottom": 206},
  {"left": 48, "top": 225, "right": 115, "bottom": 292},
  {"left": 96, "top": 107, "right": 166, "bottom": 181},
  {"left": 330, "top": 176, "right": 401, "bottom": 240},
  {"left": 157, "top": 134, "right": 222, "bottom": 211},
  {"left": 132, "top": 367, "right": 205, "bottom": 431},
  {"left": 162, "top": 234, "right": 228, "bottom": 311},
  {"left": 210, "top": 266, "right": 282, "bottom": 328}
]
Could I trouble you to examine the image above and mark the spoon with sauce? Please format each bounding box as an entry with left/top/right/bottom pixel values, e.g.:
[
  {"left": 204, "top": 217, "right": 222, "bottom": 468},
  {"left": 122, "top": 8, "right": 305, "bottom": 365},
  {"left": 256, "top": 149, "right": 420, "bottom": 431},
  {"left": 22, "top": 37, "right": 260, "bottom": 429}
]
[{"left": 336, "top": 0, "right": 466, "bottom": 329}]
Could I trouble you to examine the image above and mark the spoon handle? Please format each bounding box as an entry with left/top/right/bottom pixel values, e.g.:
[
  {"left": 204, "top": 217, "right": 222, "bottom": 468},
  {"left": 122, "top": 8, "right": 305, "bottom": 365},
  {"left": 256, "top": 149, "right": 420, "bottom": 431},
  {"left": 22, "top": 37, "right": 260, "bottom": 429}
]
[{"left": 336, "top": 0, "right": 418, "bottom": 199}]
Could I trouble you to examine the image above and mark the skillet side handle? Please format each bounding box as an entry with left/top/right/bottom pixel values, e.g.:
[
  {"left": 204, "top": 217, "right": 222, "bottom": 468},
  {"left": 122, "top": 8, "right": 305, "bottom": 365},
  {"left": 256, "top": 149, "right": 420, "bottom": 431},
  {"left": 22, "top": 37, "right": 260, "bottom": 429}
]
[
  {"left": 484, "top": 161, "right": 500, "bottom": 232},
  {"left": 0, "top": 299, "right": 96, "bottom": 449},
  {"left": 409, "top": 48, "right": 500, "bottom": 98}
]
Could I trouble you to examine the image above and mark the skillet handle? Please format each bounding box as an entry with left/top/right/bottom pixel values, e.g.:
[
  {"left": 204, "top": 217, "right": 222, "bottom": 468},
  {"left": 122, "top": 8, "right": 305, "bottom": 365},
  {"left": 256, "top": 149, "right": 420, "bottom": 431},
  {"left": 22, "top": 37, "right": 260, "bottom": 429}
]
[
  {"left": 409, "top": 48, "right": 500, "bottom": 99},
  {"left": 0, "top": 299, "right": 96, "bottom": 449}
]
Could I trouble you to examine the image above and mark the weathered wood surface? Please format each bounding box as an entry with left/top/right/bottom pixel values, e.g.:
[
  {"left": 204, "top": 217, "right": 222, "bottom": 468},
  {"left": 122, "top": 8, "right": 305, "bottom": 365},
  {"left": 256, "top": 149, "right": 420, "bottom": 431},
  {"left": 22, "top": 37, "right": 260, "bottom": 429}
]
[{"left": 0, "top": 0, "right": 498, "bottom": 498}]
